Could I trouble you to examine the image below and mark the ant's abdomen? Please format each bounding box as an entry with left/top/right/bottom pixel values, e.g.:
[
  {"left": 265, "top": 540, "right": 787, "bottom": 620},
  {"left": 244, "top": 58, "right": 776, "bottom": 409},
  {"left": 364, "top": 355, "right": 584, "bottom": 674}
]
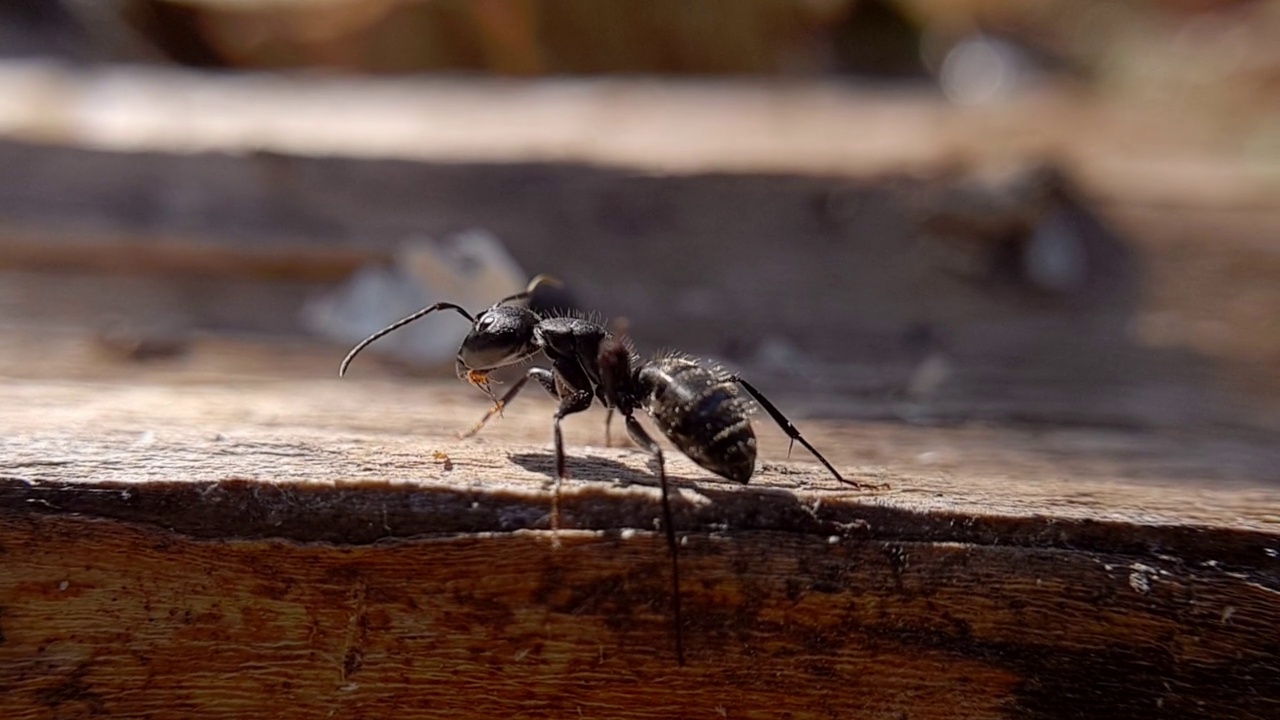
[{"left": 639, "top": 358, "right": 756, "bottom": 483}]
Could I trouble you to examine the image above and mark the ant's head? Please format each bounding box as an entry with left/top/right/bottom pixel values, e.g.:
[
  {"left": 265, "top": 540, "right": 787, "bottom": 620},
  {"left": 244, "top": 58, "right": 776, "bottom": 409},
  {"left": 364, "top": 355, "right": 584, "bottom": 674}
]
[
  {"left": 455, "top": 304, "right": 541, "bottom": 373},
  {"left": 338, "top": 274, "right": 562, "bottom": 383}
]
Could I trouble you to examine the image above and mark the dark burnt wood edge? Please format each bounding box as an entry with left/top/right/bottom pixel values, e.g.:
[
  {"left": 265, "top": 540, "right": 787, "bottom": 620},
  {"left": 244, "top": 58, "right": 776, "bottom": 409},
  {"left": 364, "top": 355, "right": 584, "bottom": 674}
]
[{"left": 2, "top": 475, "right": 1276, "bottom": 586}]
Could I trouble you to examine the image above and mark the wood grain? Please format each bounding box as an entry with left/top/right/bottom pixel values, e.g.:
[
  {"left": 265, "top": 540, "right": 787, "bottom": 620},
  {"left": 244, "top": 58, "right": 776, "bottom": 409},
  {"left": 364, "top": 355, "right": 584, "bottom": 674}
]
[{"left": 3, "top": 511, "right": 1276, "bottom": 719}]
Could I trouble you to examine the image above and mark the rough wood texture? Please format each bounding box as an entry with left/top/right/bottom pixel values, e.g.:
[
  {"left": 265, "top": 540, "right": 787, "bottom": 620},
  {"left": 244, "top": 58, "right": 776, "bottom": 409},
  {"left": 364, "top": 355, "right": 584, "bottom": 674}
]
[{"left": 1, "top": 338, "right": 1278, "bottom": 719}]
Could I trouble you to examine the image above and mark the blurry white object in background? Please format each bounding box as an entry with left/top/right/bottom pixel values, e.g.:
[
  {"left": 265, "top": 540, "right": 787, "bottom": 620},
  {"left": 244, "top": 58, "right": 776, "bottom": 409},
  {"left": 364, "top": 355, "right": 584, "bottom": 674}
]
[
  {"left": 303, "top": 229, "right": 526, "bottom": 366},
  {"left": 938, "top": 34, "right": 1038, "bottom": 105},
  {"left": 1023, "top": 207, "right": 1089, "bottom": 295}
]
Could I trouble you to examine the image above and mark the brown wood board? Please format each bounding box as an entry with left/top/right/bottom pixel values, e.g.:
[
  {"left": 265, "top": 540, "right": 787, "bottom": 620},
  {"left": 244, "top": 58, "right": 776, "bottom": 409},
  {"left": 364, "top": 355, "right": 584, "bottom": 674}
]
[{"left": 1, "top": 365, "right": 1278, "bottom": 718}]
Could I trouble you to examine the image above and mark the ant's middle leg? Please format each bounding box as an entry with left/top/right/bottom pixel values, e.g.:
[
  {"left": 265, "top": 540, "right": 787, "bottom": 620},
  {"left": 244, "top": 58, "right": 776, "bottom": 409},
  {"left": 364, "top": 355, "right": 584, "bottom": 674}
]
[
  {"left": 621, "top": 413, "right": 685, "bottom": 666},
  {"left": 729, "top": 374, "right": 880, "bottom": 490},
  {"left": 459, "top": 367, "right": 558, "bottom": 439},
  {"left": 549, "top": 386, "right": 595, "bottom": 542}
]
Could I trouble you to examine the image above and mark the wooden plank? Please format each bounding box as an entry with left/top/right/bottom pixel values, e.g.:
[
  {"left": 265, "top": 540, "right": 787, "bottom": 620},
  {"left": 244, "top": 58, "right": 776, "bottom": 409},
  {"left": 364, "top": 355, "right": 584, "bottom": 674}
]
[
  {"left": 0, "top": 326, "right": 1277, "bottom": 495},
  {"left": 1, "top": 64, "right": 1274, "bottom": 211},
  {"left": 0, "top": 227, "right": 370, "bottom": 282},
  {"left": 1, "top": 360, "right": 1278, "bottom": 719},
  {"left": 3, "top": 510, "right": 1276, "bottom": 719}
]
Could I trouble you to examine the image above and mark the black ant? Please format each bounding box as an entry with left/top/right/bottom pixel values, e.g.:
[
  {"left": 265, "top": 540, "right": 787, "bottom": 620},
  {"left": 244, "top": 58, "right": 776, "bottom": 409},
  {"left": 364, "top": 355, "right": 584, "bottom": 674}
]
[{"left": 339, "top": 275, "right": 874, "bottom": 665}]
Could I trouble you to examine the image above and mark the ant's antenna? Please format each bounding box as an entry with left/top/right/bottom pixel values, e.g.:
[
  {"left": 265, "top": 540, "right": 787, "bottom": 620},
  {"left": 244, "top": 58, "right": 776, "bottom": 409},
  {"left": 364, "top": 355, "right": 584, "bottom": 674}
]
[
  {"left": 338, "top": 302, "right": 475, "bottom": 377},
  {"left": 494, "top": 274, "right": 563, "bottom": 307}
]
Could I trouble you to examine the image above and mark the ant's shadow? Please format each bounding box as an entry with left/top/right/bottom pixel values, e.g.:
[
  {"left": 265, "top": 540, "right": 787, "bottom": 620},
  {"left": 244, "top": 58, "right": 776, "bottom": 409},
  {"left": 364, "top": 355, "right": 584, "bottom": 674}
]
[
  {"left": 509, "top": 451, "right": 690, "bottom": 488},
  {"left": 508, "top": 451, "right": 828, "bottom": 534},
  {"left": 508, "top": 451, "right": 803, "bottom": 501}
]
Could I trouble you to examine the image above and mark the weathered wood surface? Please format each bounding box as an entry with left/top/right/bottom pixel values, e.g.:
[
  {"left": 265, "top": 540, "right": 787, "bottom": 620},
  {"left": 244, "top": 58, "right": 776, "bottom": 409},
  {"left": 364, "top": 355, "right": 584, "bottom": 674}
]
[
  {"left": 1, "top": 337, "right": 1279, "bottom": 719},
  {"left": 2, "top": 63, "right": 1274, "bottom": 207}
]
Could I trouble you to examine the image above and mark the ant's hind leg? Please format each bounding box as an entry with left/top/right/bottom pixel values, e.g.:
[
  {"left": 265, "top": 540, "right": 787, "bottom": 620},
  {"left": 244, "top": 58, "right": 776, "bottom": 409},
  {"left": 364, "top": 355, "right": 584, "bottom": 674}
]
[
  {"left": 621, "top": 414, "right": 685, "bottom": 666},
  {"left": 459, "top": 367, "right": 558, "bottom": 439},
  {"left": 729, "top": 374, "right": 881, "bottom": 490}
]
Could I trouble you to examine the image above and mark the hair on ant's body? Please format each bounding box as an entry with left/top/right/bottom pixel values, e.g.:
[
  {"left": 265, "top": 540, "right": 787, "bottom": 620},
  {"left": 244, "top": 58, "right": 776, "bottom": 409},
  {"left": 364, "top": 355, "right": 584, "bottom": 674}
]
[{"left": 339, "top": 275, "right": 874, "bottom": 666}]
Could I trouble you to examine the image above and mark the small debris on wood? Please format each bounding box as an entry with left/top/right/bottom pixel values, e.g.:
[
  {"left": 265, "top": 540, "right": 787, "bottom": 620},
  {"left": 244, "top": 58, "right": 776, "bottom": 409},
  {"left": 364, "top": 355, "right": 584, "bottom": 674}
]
[{"left": 432, "top": 450, "right": 454, "bottom": 472}]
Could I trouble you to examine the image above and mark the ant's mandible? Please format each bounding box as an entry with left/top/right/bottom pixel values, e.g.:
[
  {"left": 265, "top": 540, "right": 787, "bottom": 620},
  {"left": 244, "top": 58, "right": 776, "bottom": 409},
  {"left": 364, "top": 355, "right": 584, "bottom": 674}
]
[{"left": 339, "top": 275, "right": 874, "bottom": 665}]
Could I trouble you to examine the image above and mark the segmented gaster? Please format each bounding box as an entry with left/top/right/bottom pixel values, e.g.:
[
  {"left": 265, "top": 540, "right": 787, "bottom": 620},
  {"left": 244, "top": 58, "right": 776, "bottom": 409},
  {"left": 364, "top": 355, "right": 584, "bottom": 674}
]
[{"left": 639, "top": 357, "right": 757, "bottom": 483}]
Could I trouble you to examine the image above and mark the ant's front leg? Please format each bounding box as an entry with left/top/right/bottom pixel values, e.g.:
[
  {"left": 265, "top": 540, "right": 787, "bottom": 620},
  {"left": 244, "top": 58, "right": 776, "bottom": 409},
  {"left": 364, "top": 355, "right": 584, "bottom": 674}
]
[{"left": 459, "top": 367, "right": 558, "bottom": 439}]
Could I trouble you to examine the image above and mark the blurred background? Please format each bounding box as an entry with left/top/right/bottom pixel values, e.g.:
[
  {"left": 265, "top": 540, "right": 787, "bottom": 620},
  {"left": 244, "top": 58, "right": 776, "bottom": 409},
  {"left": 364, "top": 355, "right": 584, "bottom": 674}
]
[{"left": 0, "top": 0, "right": 1277, "bottom": 483}]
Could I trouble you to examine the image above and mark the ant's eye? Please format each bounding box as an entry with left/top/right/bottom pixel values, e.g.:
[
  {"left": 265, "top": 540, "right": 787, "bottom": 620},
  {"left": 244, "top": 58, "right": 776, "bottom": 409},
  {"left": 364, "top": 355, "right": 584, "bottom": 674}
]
[{"left": 475, "top": 314, "right": 496, "bottom": 331}]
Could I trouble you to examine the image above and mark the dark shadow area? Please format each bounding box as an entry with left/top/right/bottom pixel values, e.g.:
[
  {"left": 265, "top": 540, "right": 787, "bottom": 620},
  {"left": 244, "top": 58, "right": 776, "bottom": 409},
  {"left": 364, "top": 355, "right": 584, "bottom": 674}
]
[
  {"left": 509, "top": 451, "right": 711, "bottom": 494},
  {"left": 3, "top": 473, "right": 1275, "bottom": 583}
]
